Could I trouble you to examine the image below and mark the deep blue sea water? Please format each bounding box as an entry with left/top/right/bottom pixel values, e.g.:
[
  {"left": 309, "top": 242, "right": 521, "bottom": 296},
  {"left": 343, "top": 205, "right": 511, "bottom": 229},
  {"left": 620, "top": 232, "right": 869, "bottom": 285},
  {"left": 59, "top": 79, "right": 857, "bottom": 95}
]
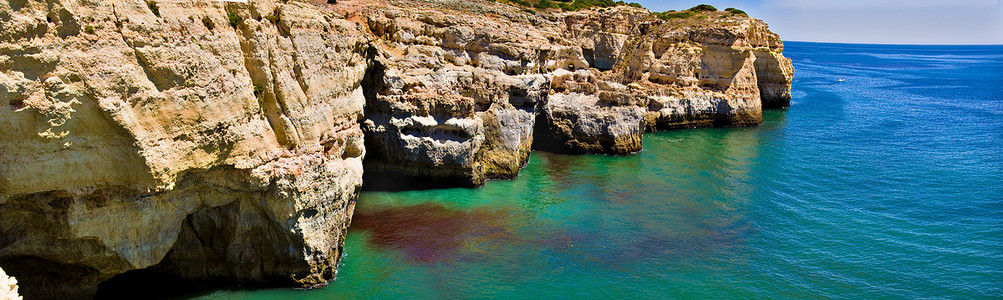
[{"left": 196, "top": 42, "right": 1003, "bottom": 299}]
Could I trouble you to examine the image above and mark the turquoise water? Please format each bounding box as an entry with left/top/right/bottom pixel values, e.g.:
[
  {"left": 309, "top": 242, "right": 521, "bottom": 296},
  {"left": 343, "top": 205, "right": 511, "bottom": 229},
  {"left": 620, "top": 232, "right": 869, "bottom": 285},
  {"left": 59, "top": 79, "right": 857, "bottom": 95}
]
[{"left": 196, "top": 42, "right": 1003, "bottom": 299}]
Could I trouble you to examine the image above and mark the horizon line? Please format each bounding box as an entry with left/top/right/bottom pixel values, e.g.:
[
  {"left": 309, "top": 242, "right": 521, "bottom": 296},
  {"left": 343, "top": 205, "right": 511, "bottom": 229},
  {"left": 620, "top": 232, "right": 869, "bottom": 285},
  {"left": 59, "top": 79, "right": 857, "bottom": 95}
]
[{"left": 784, "top": 40, "right": 1003, "bottom": 46}]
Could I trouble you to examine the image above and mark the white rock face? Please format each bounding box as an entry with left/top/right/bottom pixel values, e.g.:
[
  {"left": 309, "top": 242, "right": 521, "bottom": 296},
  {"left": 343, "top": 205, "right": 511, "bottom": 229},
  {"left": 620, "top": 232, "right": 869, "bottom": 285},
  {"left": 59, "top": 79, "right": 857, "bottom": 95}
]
[
  {"left": 536, "top": 92, "right": 646, "bottom": 155},
  {"left": 0, "top": 268, "right": 19, "bottom": 300}
]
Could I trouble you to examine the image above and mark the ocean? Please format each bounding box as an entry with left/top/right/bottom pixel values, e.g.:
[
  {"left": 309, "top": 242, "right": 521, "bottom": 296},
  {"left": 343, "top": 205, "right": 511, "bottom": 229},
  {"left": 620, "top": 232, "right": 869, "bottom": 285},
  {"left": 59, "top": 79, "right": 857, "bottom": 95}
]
[{"left": 193, "top": 42, "right": 1003, "bottom": 299}]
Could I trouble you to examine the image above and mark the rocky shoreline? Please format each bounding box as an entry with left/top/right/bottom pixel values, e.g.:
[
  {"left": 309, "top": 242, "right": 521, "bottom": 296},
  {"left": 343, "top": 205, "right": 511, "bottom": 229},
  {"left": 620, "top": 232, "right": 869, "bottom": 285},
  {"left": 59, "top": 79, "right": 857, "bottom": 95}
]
[{"left": 0, "top": 0, "right": 791, "bottom": 298}]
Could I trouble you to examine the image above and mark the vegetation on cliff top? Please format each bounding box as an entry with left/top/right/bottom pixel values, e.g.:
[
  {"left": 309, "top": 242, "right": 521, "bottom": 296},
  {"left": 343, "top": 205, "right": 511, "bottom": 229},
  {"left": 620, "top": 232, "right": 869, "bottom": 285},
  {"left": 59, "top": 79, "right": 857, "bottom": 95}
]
[
  {"left": 500, "top": 0, "right": 643, "bottom": 12},
  {"left": 651, "top": 4, "right": 749, "bottom": 20},
  {"left": 498, "top": 0, "right": 749, "bottom": 21}
]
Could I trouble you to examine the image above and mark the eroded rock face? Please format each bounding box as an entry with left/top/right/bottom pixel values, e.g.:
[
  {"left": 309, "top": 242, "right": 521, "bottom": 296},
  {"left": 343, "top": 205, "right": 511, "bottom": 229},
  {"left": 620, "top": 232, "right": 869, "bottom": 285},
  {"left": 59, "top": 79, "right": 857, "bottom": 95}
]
[
  {"left": 353, "top": 2, "right": 792, "bottom": 184},
  {"left": 357, "top": 6, "right": 556, "bottom": 186},
  {"left": 0, "top": 0, "right": 793, "bottom": 297},
  {"left": 0, "top": 0, "right": 367, "bottom": 298},
  {"left": 535, "top": 91, "right": 645, "bottom": 155}
]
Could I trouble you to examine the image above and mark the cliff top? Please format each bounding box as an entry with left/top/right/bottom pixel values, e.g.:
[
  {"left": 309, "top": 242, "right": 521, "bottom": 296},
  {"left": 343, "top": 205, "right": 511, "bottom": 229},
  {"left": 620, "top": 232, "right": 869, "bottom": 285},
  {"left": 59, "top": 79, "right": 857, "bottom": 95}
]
[{"left": 311, "top": 0, "right": 781, "bottom": 51}]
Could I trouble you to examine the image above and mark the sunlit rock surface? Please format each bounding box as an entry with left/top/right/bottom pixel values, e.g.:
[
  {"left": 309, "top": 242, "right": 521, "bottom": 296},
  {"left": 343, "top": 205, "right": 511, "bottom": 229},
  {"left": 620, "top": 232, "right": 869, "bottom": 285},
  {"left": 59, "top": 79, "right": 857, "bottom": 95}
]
[
  {"left": 0, "top": 0, "right": 791, "bottom": 298},
  {"left": 1, "top": 0, "right": 366, "bottom": 297}
]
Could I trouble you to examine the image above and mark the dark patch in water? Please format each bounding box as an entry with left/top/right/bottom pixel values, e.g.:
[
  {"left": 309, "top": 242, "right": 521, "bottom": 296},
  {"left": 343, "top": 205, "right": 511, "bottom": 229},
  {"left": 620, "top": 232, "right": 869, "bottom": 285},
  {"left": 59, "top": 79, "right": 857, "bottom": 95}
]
[
  {"left": 537, "top": 152, "right": 579, "bottom": 187},
  {"left": 352, "top": 203, "right": 516, "bottom": 263}
]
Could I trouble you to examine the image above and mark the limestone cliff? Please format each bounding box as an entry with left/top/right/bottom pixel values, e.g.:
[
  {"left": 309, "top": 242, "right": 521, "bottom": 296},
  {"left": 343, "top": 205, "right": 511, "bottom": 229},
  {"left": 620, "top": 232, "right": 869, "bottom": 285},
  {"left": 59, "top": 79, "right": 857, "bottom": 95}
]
[
  {"left": 0, "top": 0, "right": 792, "bottom": 298},
  {"left": 353, "top": 2, "right": 793, "bottom": 184},
  {"left": 1, "top": 0, "right": 367, "bottom": 298}
]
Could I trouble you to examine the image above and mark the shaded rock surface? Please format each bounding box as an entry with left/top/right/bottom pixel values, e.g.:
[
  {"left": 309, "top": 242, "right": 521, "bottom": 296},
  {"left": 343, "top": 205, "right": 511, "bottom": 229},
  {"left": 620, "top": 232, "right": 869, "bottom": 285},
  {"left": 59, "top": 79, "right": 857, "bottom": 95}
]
[
  {"left": 534, "top": 90, "right": 645, "bottom": 155},
  {"left": 0, "top": 0, "right": 792, "bottom": 298}
]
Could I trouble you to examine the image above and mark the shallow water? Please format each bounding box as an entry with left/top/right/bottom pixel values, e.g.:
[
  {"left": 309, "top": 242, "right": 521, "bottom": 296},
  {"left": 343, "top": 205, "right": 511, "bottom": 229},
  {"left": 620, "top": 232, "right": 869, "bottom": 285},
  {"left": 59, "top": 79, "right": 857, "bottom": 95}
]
[{"left": 195, "top": 42, "right": 1003, "bottom": 299}]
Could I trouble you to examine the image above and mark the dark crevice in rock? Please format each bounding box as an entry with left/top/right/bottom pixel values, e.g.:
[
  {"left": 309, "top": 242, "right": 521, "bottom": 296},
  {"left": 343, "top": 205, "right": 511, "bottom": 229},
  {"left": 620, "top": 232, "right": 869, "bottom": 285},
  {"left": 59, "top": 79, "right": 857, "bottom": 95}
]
[
  {"left": 0, "top": 256, "right": 101, "bottom": 300},
  {"left": 582, "top": 47, "right": 596, "bottom": 69},
  {"left": 95, "top": 200, "right": 300, "bottom": 299},
  {"left": 362, "top": 168, "right": 481, "bottom": 191},
  {"left": 530, "top": 110, "right": 573, "bottom": 154}
]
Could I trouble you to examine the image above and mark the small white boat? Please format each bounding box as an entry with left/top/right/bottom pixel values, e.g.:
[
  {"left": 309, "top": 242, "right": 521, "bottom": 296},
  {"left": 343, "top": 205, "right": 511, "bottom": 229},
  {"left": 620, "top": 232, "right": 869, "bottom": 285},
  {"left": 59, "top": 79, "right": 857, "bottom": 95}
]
[{"left": 838, "top": 78, "right": 845, "bottom": 82}]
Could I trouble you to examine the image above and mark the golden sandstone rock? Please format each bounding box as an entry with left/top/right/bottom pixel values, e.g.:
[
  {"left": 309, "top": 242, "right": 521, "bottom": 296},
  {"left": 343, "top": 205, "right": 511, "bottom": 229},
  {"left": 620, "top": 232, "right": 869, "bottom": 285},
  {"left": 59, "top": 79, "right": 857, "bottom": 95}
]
[
  {"left": 358, "top": 3, "right": 792, "bottom": 183},
  {"left": 1, "top": 0, "right": 366, "bottom": 297},
  {"left": 0, "top": 0, "right": 791, "bottom": 298}
]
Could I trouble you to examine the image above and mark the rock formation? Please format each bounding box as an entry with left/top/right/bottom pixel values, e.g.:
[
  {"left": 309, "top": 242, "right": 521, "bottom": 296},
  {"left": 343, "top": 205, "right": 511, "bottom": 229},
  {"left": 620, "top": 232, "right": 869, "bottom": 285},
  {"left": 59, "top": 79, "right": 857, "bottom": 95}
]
[
  {"left": 354, "top": 2, "right": 793, "bottom": 185},
  {"left": 0, "top": 0, "right": 792, "bottom": 298},
  {"left": 0, "top": 267, "right": 20, "bottom": 300},
  {"left": 1, "top": 0, "right": 367, "bottom": 298}
]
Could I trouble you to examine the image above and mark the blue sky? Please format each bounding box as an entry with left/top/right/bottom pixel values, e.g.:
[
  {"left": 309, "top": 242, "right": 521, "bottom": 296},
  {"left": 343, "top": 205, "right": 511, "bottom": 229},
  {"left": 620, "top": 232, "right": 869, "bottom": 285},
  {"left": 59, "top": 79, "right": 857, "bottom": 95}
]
[{"left": 633, "top": 0, "right": 1003, "bottom": 44}]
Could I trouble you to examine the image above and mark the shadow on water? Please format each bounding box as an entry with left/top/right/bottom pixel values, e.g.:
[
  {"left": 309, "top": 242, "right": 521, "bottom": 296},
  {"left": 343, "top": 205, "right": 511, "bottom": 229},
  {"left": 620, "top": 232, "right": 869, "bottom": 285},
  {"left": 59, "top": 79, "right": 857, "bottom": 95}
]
[
  {"left": 351, "top": 199, "right": 751, "bottom": 270},
  {"left": 361, "top": 169, "right": 480, "bottom": 191},
  {"left": 351, "top": 203, "right": 518, "bottom": 263}
]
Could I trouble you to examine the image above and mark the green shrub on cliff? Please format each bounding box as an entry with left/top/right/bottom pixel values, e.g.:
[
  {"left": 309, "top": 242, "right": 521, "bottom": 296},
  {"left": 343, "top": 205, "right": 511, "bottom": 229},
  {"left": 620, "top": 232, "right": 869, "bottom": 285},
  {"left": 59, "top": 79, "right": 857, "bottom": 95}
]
[
  {"left": 689, "top": 4, "right": 717, "bottom": 12},
  {"left": 534, "top": 0, "right": 559, "bottom": 9},
  {"left": 509, "top": 0, "right": 531, "bottom": 7},
  {"left": 651, "top": 4, "right": 735, "bottom": 20},
  {"left": 227, "top": 11, "right": 243, "bottom": 29},
  {"left": 654, "top": 11, "right": 695, "bottom": 20},
  {"left": 253, "top": 85, "right": 264, "bottom": 99},
  {"left": 566, "top": 0, "right": 618, "bottom": 11},
  {"left": 503, "top": 0, "right": 634, "bottom": 12},
  {"left": 724, "top": 7, "right": 747, "bottom": 15}
]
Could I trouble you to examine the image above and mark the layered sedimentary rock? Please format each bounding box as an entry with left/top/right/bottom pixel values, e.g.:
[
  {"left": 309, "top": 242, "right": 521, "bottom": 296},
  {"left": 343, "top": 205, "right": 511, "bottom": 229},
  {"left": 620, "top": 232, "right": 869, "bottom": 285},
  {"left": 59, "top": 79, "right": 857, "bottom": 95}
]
[
  {"left": 1, "top": 0, "right": 792, "bottom": 298},
  {"left": 358, "top": 7, "right": 554, "bottom": 186},
  {"left": 1, "top": 267, "right": 20, "bottom": 300},
  {"left": 353, "top": 2, "right": 793, "bottom": 185},
  {"left": 1, "top": 0, "right": 367, "bottom": 298}
]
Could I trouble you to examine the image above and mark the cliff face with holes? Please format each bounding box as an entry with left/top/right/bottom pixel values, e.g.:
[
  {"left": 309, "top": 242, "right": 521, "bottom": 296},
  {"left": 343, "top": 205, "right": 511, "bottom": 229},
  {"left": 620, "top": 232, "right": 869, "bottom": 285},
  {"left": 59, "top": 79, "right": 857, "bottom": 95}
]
[
  {"left": 0, "top": 0, "right": 791, "bottom": 298},
  {"left": 0, "top": 0, "right": 368, "bottom": 298},
  {"left": 357, "top": 2, "right": 793, "bottom": 186}
]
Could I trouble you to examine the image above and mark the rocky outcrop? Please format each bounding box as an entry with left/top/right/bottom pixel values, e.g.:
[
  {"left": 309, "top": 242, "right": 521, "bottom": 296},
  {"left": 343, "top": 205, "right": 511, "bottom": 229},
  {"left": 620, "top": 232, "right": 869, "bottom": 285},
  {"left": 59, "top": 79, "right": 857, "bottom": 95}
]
[
  {"left": 0, "top": 267, "right": 20, "bottom": 300},
  {"left": 0, "top": 0, "right": 792, "bottom": 298},
  {"left": 1, "top": 0, "right": 366, "bottom": 298},
  {"left": 534, "top": 87, "right": 646, "bottom": 155},
  {"left": 754, "top": 49, "right": 795, "bottom": 109},
  {"left": 353, "top": 2, "right": 792, "bottom": 185},
  {"left": 358, "top": 7, "right": 555, "bottom": 187}
]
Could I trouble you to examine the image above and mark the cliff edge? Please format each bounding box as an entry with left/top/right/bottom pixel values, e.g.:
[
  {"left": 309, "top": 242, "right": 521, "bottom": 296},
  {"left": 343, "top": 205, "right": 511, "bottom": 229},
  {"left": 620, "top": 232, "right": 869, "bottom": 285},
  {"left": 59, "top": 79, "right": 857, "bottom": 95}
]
[{"left": 0, "top": 0, "right": 791, "bottom": 298}]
